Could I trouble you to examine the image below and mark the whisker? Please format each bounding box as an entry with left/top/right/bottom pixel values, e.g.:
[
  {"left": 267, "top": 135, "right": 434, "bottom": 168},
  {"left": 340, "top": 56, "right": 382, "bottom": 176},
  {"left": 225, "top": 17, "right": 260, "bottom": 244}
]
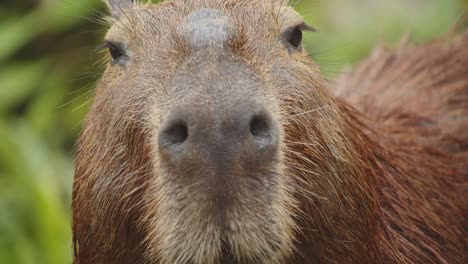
[
  {"left": 287, "top": 105, "right": 330, "bottom": 119},
  {"left": 284, "top": 140, "right": 319, "bottom": 147},
  {"left": 57, "top": 89, "right": 94, "bottom": 109},
  {"left": 72, "top": 98, "right": 93, "bottom": 113}
]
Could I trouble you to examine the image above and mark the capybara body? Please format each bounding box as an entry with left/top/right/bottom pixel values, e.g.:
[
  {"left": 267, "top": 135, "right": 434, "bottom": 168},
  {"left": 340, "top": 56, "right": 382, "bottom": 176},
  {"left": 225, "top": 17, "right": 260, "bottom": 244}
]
[{"left": 72, "top": 0, "right": 467, "bottom": 263}]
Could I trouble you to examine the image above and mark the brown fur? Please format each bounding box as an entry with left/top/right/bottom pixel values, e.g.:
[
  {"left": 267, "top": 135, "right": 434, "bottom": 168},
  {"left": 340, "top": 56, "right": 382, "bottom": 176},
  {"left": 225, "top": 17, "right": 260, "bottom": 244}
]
[{"left": 72, "top": 1, "right": 467, "bottom": 263}]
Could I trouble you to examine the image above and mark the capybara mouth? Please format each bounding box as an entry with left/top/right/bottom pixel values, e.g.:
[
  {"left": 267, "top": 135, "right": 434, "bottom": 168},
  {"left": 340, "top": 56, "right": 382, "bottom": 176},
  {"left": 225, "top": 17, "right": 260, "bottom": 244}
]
[{"left": 144, "top": 166, "right": 294, "bottom": 264}]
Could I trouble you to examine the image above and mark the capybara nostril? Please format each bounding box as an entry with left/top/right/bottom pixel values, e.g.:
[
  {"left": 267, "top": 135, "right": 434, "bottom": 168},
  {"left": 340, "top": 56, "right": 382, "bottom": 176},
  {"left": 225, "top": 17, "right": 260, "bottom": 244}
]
[
  {"left": 159, "top": 106, "right": 278, "bottom": 161},
  {"left": 159, "top": 121, "right": 189, "bottom": 148},
  {"left": 250, "top": 113, "right": 271, "bottom": 138},
  {"left": 249, "top": 113, "right": 276, "bottom": 150}
]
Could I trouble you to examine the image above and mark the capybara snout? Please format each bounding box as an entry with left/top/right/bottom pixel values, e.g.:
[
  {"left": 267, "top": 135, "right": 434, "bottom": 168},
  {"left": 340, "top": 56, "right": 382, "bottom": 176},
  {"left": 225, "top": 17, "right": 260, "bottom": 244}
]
[
  {"left": 157, "top": 55, "right": 281, "bottom": 188},
  {"left": 152, "top": 52, "right": 288, "bottom": 264}
]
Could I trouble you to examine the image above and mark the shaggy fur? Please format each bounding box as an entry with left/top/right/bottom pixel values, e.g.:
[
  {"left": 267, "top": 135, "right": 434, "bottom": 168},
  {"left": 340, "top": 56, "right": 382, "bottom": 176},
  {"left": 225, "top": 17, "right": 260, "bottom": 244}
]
[{"left": 72, "top": 0, "right": 467, "bottom": 263}]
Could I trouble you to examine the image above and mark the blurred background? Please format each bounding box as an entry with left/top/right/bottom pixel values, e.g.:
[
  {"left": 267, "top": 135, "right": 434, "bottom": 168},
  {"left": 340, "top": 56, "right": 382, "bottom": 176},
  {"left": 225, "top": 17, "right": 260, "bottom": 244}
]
[{"left": 0, "top": 0, "right": 465, "bottom": 263}]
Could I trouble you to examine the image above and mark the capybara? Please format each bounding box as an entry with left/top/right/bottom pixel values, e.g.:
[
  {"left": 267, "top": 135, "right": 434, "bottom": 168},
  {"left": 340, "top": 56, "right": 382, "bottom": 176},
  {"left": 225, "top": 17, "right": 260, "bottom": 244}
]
[{"left": 72, "top": 0, "right": 467, "bottom": 263}]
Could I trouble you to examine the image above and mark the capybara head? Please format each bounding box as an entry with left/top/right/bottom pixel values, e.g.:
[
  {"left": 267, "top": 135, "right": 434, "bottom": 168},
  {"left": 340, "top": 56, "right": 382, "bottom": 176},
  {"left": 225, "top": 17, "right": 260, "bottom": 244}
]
[{"left": 73, "top": 0, "right": 376, "bottom": 263}]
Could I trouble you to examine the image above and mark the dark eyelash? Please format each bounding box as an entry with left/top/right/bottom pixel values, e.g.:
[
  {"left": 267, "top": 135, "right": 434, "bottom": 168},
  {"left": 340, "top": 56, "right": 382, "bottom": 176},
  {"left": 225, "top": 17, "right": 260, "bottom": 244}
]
[
  {"left": 95, "top": 41, "right": 111, "bottom": 52},
  {"left": 298, "top": 23, "right": 317, "bottom": 33},
  {"left": 95, "top": 40, "right": 126, "bottom": 51}
]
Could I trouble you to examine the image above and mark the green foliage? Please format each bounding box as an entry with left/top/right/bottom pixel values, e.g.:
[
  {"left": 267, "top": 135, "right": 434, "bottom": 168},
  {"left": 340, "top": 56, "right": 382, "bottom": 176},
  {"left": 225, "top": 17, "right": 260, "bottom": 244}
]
[
  {"left": 0, "top": 1, "right": 101, "bottom": 263},
  {"left": 0, "top": 0, "right": 462, "bottom": 263},
  {"left": 297, "top": 0, "right": 463, "bottom": 75}
]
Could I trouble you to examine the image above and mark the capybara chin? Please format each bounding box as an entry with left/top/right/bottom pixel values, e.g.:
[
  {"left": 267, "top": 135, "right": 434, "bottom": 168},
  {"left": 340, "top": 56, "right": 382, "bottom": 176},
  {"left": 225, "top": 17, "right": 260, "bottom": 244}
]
[{"left": 72, "top": 0, "right": 467, "bottom": 263}]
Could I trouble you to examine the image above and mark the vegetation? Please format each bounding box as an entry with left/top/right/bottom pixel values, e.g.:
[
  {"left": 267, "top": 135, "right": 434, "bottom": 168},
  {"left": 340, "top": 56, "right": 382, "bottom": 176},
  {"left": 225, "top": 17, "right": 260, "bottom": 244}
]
[{"left": 0, "top": 0, "right": 463, "bottom": 263}]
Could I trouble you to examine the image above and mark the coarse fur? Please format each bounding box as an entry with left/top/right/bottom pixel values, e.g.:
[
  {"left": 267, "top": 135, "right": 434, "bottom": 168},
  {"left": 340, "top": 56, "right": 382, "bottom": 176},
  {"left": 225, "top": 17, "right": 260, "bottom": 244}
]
[{"left": 72, "top": 0, "right": 467, "bottom": 263}]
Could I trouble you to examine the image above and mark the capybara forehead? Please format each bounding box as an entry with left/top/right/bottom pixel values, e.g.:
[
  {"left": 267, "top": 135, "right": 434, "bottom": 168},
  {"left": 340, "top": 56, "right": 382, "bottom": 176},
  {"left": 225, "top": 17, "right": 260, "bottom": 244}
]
[{"left": 105, "top": 0, "right": 304, "bottom": 47}]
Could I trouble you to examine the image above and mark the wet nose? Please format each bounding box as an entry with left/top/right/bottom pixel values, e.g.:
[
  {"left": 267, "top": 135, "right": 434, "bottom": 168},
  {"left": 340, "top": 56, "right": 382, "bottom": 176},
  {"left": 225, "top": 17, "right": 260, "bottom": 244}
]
[{"left": 158, "top": 103, "right": 279, "bottom": 163}]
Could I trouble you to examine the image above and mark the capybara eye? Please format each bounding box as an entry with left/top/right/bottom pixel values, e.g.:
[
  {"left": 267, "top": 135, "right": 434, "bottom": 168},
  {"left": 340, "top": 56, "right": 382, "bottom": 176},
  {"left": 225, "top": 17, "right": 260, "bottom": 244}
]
[
  {"left": 288, "top": 27, "right": 303, "bottom": 48},
  {"left": 108, "top": 42, "right": 127, "bottom": 65},
  {"left": 284, "top": 24, "right": 315, "bottom": 50}
]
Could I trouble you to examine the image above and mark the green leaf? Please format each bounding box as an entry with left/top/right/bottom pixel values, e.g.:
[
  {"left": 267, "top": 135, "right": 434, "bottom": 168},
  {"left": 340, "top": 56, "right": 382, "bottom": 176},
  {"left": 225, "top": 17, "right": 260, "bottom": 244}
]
[
  {"left": 0, "top": 60, "right": 49, "bottom": 113},
  {"left": 0, "top": 11, "right": 44, "bottom": 62}
]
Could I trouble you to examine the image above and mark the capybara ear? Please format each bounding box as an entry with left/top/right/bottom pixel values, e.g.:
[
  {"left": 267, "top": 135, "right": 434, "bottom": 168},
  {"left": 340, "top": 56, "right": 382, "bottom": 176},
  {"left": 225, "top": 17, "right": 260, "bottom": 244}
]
[{"left": 106, "top": 0, "right": 134, "bottom": 18}]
